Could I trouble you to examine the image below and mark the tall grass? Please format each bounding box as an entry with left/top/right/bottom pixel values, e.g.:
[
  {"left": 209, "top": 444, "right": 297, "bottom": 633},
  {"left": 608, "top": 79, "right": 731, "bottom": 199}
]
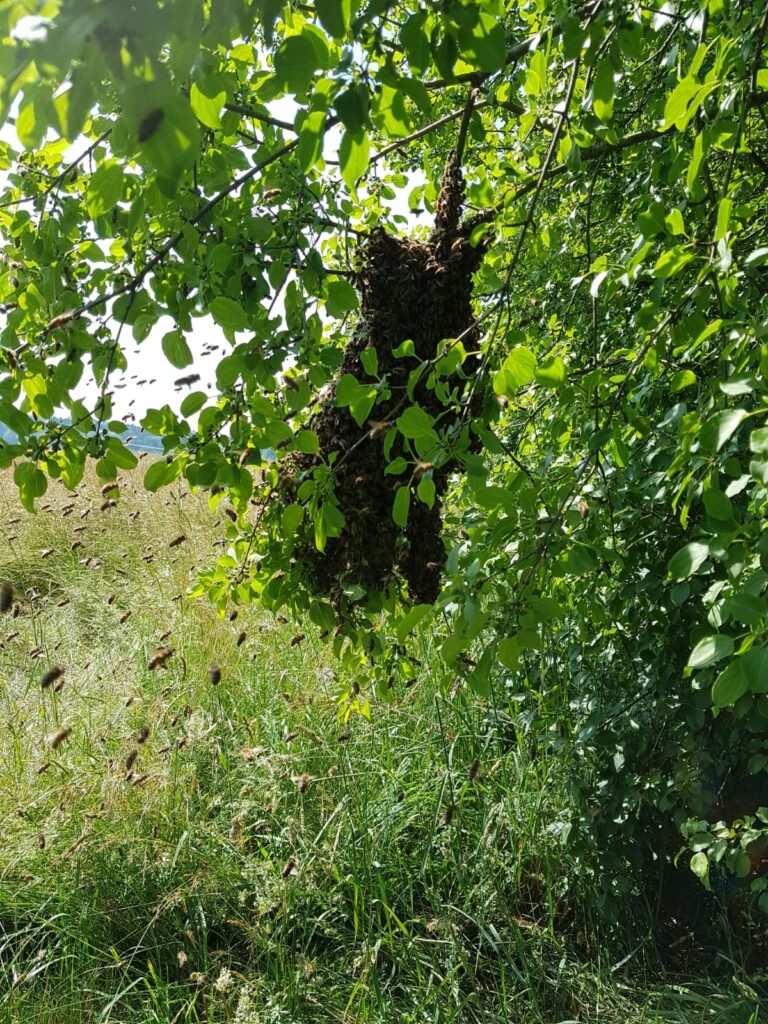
[{"left": 0, "top": 467, "right": 763, "bottom": 1023}]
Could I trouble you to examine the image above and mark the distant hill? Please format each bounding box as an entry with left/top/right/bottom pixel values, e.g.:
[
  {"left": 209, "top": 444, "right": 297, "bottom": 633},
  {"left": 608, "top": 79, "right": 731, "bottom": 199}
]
[{"left": 0, "top": 419, "right": 164, "bottom": 454}]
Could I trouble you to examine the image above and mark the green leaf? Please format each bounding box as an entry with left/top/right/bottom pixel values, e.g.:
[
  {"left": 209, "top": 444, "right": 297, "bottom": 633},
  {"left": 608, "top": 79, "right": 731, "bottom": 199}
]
[
  {"left": 688, "top": 634, "right": 734, "bottom": 670},
  {"left": 497, "top": 635, "right": 521, "bottom": 670},
  {"left": 668, "top": 542, "right": 709, "bottom": 580},
  {"left": 750, "top": 427, "right": 768, "bottom": 453},
  {"left": 180, "top": 391, "right": 207, "bottom": 417},
  {"left": 715, "top": 197, "right": 732, "bottom": 242},
  {"left": 385, "top": 457, "right": 408, "bottom": 475},
  {"left": 360, "top": 346, "right": 378, "bottom": 376},
  {"left": 534, "top": 355, "right": 566, "bottom": 388},
  {"left": 336, "top": 374, "right": 362, "bottom": 407},
  {"left": 395, "top": 603, "right": 433, "bottom": 643},
  {"left": 326, "top": 278, "right": 359, "bottom": 317},
  {"left": 144, "top": 458, "right": 183, "bottom": 493},
  {"left": 86, "top": 162, "right": 123, "bottom": 218},
  {"left": 671, "top": 369, "right": 696, "bottom": 392},
  {"left": 712, "top": 660, "right": 748, "bottom": 708},
  {"left": 161, "top": 329, "right": 193, "bottom": 369},
  {"left": 702, "top": 488, "right": 732, "bottom": 520},
  {"left": 592, "top": 59, "right": 615, "bottom": 122},
  {"left": 397, "top": 405, "right": 436, "bottom": 440},
  {"left": 208, "top": 296, "right": 248, "bottom": 332},
  {"left": 743, "top": 646, "right": 768, "bottom": 694},
  {"left": 274, "top": 34, "right": 321, "bottom": 95},
  {"left": 493, "top": 346, "right": 536, "bottom": 396},
  {"left": 130, "top": 88, "right": 200, "bottom": 185},
  {"left": 296, "top": 109, "right": 326, "bottom": 172},
  {"left": 334, "top": 83, "right": 369, "bottom": 131},
  {"left": 401, "top": 12, "right": 431, "bottom": 72},
  {"left": 393, "top": 485, "right": 410, "bottom": 527},
  {"left": 316, "top": 0, "right": 350, "bottom": 39},
  {"left": 339, "top": 129, "right": 369, "bottom": 191},
  {"left": 294, "top": 429, "right": 319, "bottom": 455},
  {"left": 700, "top": 409, "right": 746, "bottom": 453},
  {"left": 654, "top": 246, "right": 695, "bottom": 279},
  {"left": 417, "top": 474, "right": 436, "bottom": 508},
  {"left": 726, "top": 593, "right": 765, "bottom": 627},
  {"left": 459, "top": 12, "right": 507, "bottom": 73},
  {"left": 690, "top": 850, "right": 710, "bottom": 888},
  {"left": 190, "top": 76, "right": 226, "bottom": 129},
  {"left": 281, "top": 503, "right": 304, "bottom": 537},
  {"left": 13, "top": 461, "right": 47, "bottom": 512}
]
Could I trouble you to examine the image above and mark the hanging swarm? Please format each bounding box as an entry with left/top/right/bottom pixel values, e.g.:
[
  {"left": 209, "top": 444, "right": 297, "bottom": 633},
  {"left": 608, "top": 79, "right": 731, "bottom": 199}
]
[{"left": 286, "top": 162, "right": 493, "bottom": 606}]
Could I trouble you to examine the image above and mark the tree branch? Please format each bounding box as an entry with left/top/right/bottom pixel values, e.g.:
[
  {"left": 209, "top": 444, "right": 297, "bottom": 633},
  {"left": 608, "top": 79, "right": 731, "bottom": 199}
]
[
  {"left": 370, "top": 99, "right": 487, "bottom": 166},
  {"left": 225, "top": 103, "right": 295, "bottom": 132}
]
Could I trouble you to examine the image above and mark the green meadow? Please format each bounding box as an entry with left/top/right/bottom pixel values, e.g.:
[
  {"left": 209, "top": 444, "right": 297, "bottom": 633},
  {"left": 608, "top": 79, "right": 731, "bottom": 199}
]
[{"left": 0, "top": 468, "right": 763, "bottom": 1023}]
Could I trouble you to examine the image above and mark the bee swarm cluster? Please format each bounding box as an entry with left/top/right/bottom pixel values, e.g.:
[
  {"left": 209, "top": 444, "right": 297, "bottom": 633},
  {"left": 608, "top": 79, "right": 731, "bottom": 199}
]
[{"left": 286, "top": 162, "right": 493, "bottom": 606}]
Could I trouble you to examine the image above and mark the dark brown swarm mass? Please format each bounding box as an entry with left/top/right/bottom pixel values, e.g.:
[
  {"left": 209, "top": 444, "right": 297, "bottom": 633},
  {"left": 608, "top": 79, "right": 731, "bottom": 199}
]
[{"left": 289, "top": 163, "right": 492, "bottom": 605}]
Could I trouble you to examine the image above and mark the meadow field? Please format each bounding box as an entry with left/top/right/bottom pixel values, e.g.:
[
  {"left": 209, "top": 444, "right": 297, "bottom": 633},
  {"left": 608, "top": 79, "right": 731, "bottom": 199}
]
[{"left": 0, "top": 466, "right": 763, "bottom": 1023}]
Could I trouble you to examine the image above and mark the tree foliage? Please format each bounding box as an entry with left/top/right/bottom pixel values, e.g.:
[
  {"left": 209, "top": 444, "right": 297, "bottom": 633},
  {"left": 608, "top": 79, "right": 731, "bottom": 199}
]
[{"left": 1, "top": 0, "right": 768, "bottom": 917}]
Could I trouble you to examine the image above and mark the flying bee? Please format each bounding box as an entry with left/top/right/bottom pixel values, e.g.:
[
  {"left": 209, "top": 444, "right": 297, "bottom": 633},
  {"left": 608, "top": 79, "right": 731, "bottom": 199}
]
[
  {"left": 290, "top": 634, "right": 305, "bottom": 647},
  {"left": 135, "top": 727, "right": 149, "bottom": 744},
  {"left": 101, "top": 482, "right": 119, "bottom": 497},
  {"left": 41, "top": 548, "right": 54, "bottom": 559},
  {"left": 148, "top": 647, "right": 174, "bottom": 670},
  {"left": 106, "top": 592, "right": 116, "bottom": 605},
  {"left": 282, "top": 858, "right": 296, "bottom": 877},
  {"left": 0, "top": 582, "right": 13, "bottom": 612},
  {"left": 208, "top": 664, "right": 222, "bottom": 686},
  {"left": 469, "top": 761, "right": 480, "bottom": 782},
  {"left": 169, "top": 535, "right": 186, "bottom": 548},
  {"left": 119, "top": 610, "right": 132, "bottom": 624},
  {"left": 236, "top": 631, "right": 246, "bottom": 647},
  {"left": 158, "top": 630, "right": 172, "bottom": 643},
  {"left": 40, "top": 665, "right": 64, "bottom": 689},
  {"left": 47, "top": 725, "right": 72, "bottom": 749},
  {"left": 125, "top": 749, "right": 138, "bottom": 774}
]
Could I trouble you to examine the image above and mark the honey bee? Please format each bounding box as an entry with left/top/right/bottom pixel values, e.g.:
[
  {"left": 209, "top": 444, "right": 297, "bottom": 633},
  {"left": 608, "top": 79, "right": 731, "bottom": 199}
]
[
  {"left": 135, "top": 727, "right": 150, "bottom": 744},
  {"left": 208, "top": 664, "right": 222, "bottom": 686},
  {"left": 169, "top": 535, "right": 186, "bottom": 548},
  {"left": 148, "top": 647, "right": 174, "bottom": 670},
  {"left": 282, "top": 858, "right": 296, "bottom": 877},
  {"left": 47, "top": 725, "right": 72, "bottom": 749},
  {"left": 0, "top": 582, "right": 14, "bottom": 612},
  {"left": 40, "top": 666, "right": 64, "bottom": 689}
]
